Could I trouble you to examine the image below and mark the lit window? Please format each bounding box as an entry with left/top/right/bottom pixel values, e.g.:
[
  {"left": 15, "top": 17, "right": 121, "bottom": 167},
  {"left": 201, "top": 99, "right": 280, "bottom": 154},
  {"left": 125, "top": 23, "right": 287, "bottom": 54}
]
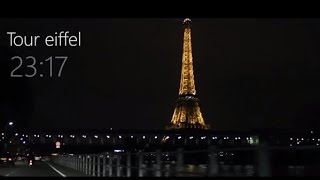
[
  {"left": 119, "top": 136, "right": 122, "bottom": 139},
  {"left": 94, "top": 135, "right": 98, "bottom": 138},
  {"left": 106, "top": 135, "right": 110, "bottom": 138},
  {"left": 131, "top": 136, "right": 133, "bottom": 138},
  {"left": 154, "top": 136, "right": 157, "bottom": 139},
  {"left": 143, "top": 136, "right": 146, "bottom": 139}
]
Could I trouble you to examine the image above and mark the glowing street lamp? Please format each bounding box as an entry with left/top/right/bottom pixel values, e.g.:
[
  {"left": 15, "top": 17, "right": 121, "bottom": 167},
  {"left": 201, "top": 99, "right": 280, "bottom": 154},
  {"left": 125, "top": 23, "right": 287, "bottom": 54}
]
[{"left": 4, "top": 121, "right": 14, "bottom": 151}]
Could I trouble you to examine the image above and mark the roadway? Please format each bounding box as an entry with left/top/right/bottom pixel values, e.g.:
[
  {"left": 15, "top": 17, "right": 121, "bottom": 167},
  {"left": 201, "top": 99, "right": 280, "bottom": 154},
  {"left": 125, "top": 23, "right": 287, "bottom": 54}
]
[{"left": 0, "top": 160, "right": 88, "bottom": 177}]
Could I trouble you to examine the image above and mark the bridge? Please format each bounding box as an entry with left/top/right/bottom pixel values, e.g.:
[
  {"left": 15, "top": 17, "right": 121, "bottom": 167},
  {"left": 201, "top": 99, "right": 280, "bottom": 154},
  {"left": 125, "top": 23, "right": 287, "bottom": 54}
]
[
  {"left": 1, "top": 129, "right": 261, "bottom": 155},
  {"left": 1, "top": 129, "right": 320, "bottom": 176},
  {"left": 2, "top": 144, "right": 320, "bottom": 177}
]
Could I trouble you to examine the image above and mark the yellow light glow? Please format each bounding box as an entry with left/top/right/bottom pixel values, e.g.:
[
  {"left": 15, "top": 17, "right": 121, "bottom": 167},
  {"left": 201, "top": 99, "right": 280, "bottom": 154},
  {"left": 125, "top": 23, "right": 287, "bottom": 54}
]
[{"left": 167, "top": 19, "right": 210, "bottom": 130}]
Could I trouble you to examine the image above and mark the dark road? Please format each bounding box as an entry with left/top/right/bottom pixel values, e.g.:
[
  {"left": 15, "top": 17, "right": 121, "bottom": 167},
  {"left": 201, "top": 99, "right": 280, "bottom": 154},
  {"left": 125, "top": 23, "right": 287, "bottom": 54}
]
[{"left": 0, "top": 161, "right": 88, "bottom": 177}]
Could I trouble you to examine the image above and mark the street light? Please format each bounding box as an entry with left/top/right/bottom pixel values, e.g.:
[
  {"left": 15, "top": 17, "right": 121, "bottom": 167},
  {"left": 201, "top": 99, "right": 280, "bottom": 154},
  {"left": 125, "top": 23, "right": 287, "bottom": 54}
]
[{"left": 4, "top": 121, "right": 14, "bottom": 152}]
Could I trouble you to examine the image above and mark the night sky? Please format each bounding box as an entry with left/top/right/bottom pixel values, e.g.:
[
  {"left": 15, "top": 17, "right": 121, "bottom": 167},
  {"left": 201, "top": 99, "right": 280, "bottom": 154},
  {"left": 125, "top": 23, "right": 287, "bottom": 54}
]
[{"left": 0, "top": 18, "right": 320, "bottom": 131}]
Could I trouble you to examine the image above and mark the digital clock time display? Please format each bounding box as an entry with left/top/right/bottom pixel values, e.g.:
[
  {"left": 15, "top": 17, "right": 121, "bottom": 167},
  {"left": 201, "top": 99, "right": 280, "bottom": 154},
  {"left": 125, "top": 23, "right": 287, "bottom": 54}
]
[{"left": 10, "top": 56, "right": 68, "bottom": 78}]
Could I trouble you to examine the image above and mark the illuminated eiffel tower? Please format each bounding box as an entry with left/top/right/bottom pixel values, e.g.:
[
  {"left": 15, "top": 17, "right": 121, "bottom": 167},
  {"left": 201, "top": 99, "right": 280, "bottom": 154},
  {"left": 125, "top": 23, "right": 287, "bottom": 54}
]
[{"left": 166, "top": 18, "right": 210, "bottom": 130}]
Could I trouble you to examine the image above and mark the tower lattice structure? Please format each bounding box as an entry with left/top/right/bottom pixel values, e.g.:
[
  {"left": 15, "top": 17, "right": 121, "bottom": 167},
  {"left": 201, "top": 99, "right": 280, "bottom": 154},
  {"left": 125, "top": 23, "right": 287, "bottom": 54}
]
[{"left": 166, "top": 18, "right": 210, "bottom": 130}]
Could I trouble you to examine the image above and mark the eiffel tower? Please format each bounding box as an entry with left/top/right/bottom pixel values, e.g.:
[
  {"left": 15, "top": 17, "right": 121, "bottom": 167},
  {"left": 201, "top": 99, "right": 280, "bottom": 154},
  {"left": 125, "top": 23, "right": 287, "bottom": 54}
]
[{"left": 166, "top": 18, "right": 210, "bottom": 130}]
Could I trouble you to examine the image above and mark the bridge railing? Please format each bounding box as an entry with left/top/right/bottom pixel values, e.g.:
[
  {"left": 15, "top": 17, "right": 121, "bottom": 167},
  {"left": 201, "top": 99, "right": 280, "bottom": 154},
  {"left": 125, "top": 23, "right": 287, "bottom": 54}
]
[{"left": 50, "top": 144, "right": 320, "bottom": 177}]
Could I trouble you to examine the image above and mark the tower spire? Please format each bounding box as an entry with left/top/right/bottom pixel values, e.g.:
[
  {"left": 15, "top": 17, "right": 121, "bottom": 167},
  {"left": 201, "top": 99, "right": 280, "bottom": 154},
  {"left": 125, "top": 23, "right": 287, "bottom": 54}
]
[
  {"left": 166, "top": 18, "right": 210, "bottom": 130},
  {"left": 179, "top": 18, "right": 196, "bottom": 96}
]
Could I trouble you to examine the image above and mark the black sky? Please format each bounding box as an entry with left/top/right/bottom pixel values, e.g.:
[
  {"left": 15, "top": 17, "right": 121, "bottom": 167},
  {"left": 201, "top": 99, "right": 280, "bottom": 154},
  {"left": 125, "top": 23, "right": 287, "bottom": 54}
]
[{"left": 0, "top": 18, "right": 320, "bottom": 131}]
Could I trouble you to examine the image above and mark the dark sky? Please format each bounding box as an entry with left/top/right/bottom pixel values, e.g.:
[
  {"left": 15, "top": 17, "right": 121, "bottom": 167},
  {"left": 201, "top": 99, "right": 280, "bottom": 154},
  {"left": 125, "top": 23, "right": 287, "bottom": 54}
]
[{"left": 0, "top": 18, "right": 320, "bottom": 131}]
